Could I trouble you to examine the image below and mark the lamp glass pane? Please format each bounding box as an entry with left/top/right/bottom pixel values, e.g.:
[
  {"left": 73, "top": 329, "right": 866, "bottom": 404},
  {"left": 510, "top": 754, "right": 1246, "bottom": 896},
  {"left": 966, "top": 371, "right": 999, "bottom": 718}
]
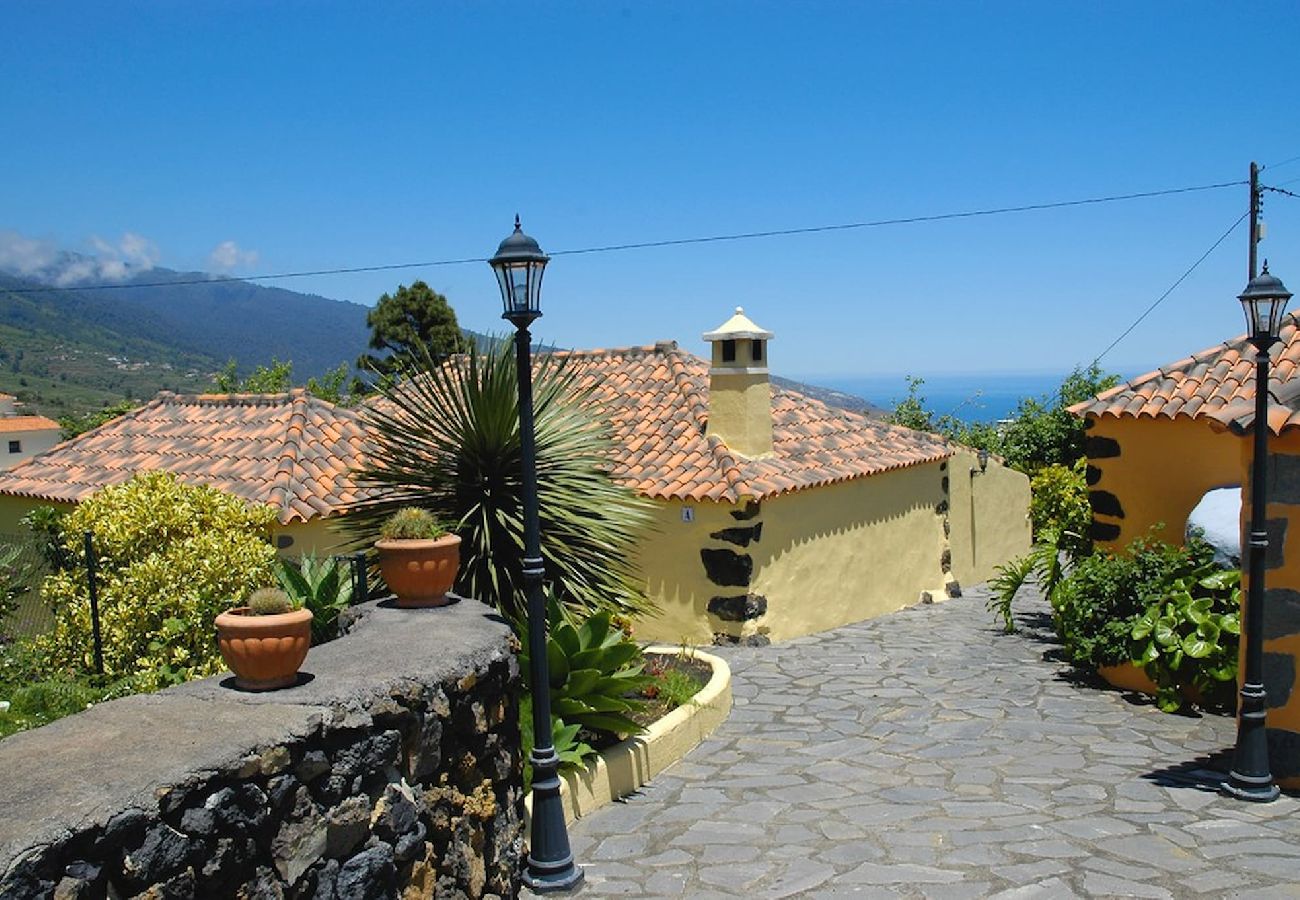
[
  {"left": 510, "top": 265, "right": 530, "bottom": 312},
  {"left": 1268, "top": 296, "right": 1290, "bottom": 338},
  {"left": 494, "top": 266, "right": 511, "bottom": 314}
]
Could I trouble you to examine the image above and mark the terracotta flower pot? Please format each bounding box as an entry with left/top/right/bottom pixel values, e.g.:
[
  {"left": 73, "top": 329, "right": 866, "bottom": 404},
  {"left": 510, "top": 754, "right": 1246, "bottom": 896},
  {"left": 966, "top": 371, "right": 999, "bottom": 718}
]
[
  {"left": 1097, "top": 662, "right": 1160, "bottom": 695},
  {"left": 376, "top": 534, "right": 462, "bottom": 608},
  {"left": 215, "top": 606, "right": 313, "bottom": 691},
  {"left": 1097, "top": 662, "right": 1204, "bottom": 704}
]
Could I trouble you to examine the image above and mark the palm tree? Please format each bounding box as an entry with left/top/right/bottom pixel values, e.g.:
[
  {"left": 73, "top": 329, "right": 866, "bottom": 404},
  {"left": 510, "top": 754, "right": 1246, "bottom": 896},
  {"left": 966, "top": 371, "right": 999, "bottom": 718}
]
[{"left": 351, "top": 338, "right": 656, "bottom": 621}]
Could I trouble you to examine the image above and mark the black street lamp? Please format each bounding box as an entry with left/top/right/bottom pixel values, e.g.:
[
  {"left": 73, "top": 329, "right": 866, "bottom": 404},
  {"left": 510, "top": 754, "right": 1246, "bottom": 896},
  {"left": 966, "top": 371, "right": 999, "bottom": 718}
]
[
  {"left": 1225, "top": 261, "right": 1292, "bottom": 803},
  {"left": 489, "top": 216, "right": 584, "bottom": 891}
]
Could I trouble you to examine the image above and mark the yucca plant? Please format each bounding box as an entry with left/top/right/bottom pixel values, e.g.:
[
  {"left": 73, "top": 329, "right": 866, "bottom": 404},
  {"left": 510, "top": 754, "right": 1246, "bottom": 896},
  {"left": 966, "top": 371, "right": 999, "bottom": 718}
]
[
  {"left": 516, "top": 590, "right": 654, "bottom": 738},
  {"left": 351, "top": 338, "right": 655, "bottom": 620},
  {"left": 276, "top": 554, "right": 355, "bottom": 643}
]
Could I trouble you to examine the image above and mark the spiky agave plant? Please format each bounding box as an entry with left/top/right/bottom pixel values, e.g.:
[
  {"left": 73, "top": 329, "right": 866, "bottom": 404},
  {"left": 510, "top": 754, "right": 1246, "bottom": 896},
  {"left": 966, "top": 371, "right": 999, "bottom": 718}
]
[{"left": 351, "top": 338, "right": 656, "bottom": 621}]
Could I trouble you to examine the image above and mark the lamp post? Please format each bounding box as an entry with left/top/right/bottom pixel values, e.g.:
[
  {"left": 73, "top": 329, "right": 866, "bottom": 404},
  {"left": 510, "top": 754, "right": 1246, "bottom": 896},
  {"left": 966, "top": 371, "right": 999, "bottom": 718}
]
[
  {"left": 1225, "top": 261, "right": 1292, "bottom": 803},
  {"left": 489, "top": 216, "right": 584, "bottom": 891}
]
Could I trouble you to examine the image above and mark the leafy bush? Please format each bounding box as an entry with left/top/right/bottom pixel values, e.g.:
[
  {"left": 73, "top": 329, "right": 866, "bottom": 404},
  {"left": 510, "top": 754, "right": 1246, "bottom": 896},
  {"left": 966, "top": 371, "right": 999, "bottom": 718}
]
[
  {"left": 999, "top": 365, "right": 1120, "bottom": 472},
  {"left": 276, "top": 553, "right": 356, "bottom": 643},
  {"left": 1051, "top": 532, "right": 1226, "bottom": 675},
  {"left": 20, "top": 505, "right": 70, "bottom": 571},
  {"left": 0, "top": 545, "right": 27, "bottom": 629},
  {"left": 353, "top": 338, "right": 655, "bottom": 620},
  {"left": 1029, "top": 459, "right": 1092, "bottom": 557},
  {"left": 1129, "top": 567, "right": 1239, "bottom": 712},
  {"left": 36, "top": 472, "right": 277, "bottom": 689}
]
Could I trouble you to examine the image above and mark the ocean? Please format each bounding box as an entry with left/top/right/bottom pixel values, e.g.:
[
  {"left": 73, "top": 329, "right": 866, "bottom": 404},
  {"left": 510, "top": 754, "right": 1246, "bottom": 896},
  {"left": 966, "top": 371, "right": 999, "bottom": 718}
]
[{"left": 815, "top": 372, "right": 1088, "bottom": 423}]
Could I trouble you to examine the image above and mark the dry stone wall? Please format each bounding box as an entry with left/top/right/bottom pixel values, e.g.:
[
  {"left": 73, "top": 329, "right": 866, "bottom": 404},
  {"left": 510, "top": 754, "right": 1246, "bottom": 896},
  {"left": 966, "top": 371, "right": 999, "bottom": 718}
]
[{"left": 0, "top": 599, "right": 523, "bottom": 899}]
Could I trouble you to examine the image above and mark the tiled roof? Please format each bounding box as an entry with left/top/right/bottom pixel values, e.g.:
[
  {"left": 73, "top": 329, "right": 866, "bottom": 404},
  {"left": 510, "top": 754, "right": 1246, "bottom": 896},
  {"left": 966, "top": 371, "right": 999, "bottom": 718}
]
[
  {"left": 1069, "top": 312, "right": 1300, "bottom": 435},
  {"left": 0, "top": 390, "right": 372, "bottom": 524},
  {"left": 0, "top": 415, "right": 59, "bottom": 434},
  {"left": 559, "top": 342, "right": 952, "bottom": 502}
]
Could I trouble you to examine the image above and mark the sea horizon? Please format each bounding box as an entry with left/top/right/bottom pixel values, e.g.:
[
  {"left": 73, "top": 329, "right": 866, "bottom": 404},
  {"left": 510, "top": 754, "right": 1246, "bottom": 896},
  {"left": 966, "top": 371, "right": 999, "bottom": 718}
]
[{"left": 795, "top": 368, "right": 1145, "bottom": 423}]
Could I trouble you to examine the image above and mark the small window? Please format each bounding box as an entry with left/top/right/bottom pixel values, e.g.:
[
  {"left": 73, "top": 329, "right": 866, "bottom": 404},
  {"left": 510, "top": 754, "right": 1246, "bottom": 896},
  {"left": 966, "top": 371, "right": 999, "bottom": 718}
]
[
  {"left": 721, "top": 339, "right": 736, "bottom": 362},
  {"left": 7, "top": 440, "right": 19, "bottom": 454},
  {"left": 752, "top": 340, "right": 764, "bottom": 362}
]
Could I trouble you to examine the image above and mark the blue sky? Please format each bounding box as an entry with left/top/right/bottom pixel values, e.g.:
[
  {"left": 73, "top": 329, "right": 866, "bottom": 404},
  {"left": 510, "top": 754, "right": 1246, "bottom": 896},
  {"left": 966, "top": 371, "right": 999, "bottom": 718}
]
[{"left": 3, "top": 2, "right": 1299, "bottom": 380}]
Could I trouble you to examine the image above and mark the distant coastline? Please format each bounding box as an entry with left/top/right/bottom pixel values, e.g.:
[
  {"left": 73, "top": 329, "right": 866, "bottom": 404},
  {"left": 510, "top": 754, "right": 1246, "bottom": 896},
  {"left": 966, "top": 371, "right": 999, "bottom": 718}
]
[{"left": 804, "top": 370, "right": 1140, "bottom": 423}]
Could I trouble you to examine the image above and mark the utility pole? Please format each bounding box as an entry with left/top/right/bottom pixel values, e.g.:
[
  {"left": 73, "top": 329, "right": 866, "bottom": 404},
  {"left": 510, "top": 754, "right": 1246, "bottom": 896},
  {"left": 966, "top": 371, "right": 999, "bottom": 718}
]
[{"left": 1249, "top": 161, "right": 1261, "bottom": 280}]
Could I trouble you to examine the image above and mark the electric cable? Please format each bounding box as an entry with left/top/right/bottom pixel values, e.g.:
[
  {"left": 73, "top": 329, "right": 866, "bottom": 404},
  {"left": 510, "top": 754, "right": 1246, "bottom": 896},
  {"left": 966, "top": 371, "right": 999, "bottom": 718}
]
[
  {"left": 1092, "top": 211, "right": 1249, "bottom": 365},
  {"left": 4, "top": 178, "right": 1244, "bottom": 296}
]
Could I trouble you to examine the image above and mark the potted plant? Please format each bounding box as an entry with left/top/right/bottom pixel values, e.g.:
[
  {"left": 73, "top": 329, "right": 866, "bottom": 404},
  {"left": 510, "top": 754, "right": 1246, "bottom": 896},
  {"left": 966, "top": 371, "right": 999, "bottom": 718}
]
[
  {"left": 215, "top": 587, "right": 313, "bottom": 691},
  {"left": 376, "top": 507, "right": 461, "bottom": 608}
]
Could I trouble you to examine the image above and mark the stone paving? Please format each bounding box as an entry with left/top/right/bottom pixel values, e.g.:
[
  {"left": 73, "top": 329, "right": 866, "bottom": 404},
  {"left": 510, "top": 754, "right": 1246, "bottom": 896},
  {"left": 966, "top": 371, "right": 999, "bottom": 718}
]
[{"left": 548, "top": 585, "right": 1300, "bottom": 898}]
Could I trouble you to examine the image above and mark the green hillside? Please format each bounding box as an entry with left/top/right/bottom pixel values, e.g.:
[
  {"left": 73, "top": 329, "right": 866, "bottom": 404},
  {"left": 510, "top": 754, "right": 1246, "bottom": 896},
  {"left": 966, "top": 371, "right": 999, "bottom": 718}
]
[{"left": 0, "top": 275, "right": 221, "bottom": 417}]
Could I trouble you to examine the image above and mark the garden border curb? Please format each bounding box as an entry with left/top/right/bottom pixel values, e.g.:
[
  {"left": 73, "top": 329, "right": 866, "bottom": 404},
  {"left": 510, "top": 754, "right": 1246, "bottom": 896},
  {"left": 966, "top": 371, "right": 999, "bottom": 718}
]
[{"left": 526, "top": 645, "right": 733, "bottom": 826}]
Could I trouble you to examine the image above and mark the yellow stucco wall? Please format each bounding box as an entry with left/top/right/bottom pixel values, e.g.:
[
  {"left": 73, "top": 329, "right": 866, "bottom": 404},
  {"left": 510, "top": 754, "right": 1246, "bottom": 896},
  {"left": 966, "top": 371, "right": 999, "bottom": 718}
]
[
  {"left": 750, "top": 463, "right": 949, "bottom": 641},
  {"left": 635, "top": 499, "right": 740, "bottom": 644},
  {"left": 634, "top": 462, "right": 961, "bottom": 644},
  {"left": 705, "top": 372, "right": 773, "bottom": 458},
  {"left": 1087, "top": 416, "right": 1240, "bottom": 549},
  {"left": 947, "top": 448, "right": 1032, "bottom": 586},
  {"left": 0, "top": 496, "right": 71, "bottom": 536},
  {"left": 1241, "top": 430, "right": 1300, "bottom": 789}
]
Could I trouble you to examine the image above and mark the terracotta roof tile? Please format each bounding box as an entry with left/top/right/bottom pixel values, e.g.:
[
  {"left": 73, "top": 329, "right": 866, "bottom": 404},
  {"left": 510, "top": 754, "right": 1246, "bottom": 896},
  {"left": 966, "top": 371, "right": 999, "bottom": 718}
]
[
  {"left": 555, "top": 343, "right": 952, "bottom": 502},
  {"left": 0, "top": 390, "right": 375, "bottom": 524},
  {"left": 0, "top": 415, "right": 59, "bottom": 433},
  {"left": 1071, "top": 313, "right": 1300, "bottom": 435}
]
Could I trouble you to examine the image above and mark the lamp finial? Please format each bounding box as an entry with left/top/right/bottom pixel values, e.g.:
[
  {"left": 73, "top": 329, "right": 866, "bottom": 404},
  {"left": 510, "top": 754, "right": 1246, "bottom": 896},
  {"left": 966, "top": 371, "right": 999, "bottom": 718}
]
[
  {"left": 514, "top": 213, "right": 522, "bottom": 232},
  {"left": 1262, "top": 259, "right": 1270, "bottom": 276}
]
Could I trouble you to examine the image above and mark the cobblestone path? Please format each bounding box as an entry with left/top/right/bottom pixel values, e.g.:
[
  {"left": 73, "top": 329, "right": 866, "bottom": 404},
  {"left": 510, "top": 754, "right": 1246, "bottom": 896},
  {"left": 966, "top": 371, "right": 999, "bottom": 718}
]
[{"left": 552, "top": 586, "right": 1300, "bottom": 898}]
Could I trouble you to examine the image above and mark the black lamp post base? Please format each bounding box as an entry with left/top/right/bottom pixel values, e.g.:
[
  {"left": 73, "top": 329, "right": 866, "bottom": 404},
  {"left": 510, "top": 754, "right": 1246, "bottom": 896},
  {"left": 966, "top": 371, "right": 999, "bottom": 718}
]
[
  {"left": 1223, "top": 771, "right": 1281, "bottom": 803},
  {"left": 522, "top": 860, "right": 585, "bottom": 893}
]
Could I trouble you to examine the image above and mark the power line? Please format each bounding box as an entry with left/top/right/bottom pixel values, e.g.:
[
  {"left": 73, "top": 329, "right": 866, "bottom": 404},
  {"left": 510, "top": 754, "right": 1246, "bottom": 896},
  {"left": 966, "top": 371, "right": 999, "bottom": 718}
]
[
  {"left": 1092, "top": 211, "right": 1249, "bottom": 366},
  {"left": 5, "top": 178, "right": 1244, "bottom": 296},
  {"left": 1263, "top": 153, "right": 1300, "bottom": 172}
]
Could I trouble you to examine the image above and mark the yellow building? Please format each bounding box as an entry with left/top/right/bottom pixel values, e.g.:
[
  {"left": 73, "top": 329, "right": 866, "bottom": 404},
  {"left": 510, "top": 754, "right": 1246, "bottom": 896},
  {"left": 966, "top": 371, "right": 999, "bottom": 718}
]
[
  {"left": 0, "top": 390, "right": 369, "bottom": 554},
  {"left": 561, "top": 308, "right": 1032, "bottom": 645},
  {"left": 0, "top": 316, "right": 1032, "bottom": 648},
  {"left": 1071, "top": 313, "right": 1300, "bottom": 788}
]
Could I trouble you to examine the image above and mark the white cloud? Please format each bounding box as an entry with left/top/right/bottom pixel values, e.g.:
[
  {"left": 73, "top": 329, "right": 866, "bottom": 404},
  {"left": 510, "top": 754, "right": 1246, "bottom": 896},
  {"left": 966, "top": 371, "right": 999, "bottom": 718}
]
[
  {"left": 0, "top": 230, "right": 60, "bottom": 276},
  {"left": 73, "top": 232, "right": 160, "bottom": 284},
  {"left": 0, "top": 229, "right": 163, "bottom": 285},
  {"left": 207, "top": 240, "right": 260, "bottom": 273}
]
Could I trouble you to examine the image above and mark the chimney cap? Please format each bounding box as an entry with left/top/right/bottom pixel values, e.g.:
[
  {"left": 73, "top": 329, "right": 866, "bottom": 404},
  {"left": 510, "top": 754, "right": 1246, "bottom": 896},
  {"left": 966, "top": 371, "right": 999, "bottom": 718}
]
[{"left": 703, "top": 306, "right": 774, "bottom": 342}]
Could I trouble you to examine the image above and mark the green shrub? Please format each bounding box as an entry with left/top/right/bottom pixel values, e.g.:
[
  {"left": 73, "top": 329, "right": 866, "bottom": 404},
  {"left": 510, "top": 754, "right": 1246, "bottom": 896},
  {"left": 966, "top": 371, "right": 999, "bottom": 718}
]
[
  {"left": 379, "top": 507, "right": 447, "bottom": 541},
  {"left": 1029, "top": 459, "right": 1091, "bottom": 557},
  {"left": 19, "top": 505, "right": 69, "bottom": 571},
  {"left": 1129, "top": 567, "right": 1239, "bottom": 712},
  {"left": 0, "top": 545, "right": 27, "bottom": 629},
  {"left": 36, "top": 471, "right": 277, "bottom": 689},
  {"left": 276, "top": 553, "right": 356, "bottom": 643},
  {"left": 1051, "top": 532, "right": 1224, "bottom": 674}
]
